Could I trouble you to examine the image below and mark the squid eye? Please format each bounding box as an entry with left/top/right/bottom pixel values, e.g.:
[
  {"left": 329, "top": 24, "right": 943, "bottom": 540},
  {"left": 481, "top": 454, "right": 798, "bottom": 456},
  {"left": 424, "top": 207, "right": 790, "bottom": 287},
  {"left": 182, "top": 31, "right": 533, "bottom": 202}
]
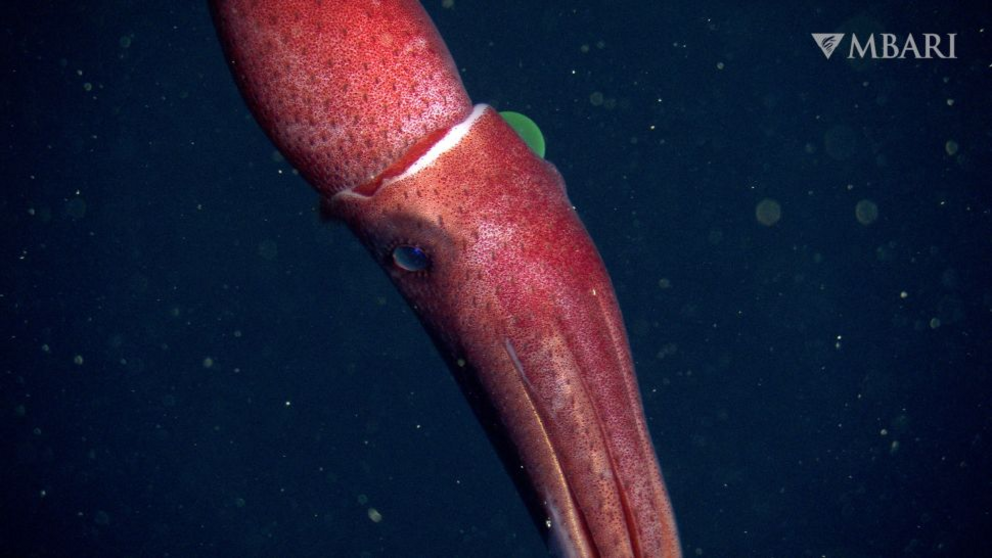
[{"left": 392, "top": 245, "right": 429, "bottom": 272}]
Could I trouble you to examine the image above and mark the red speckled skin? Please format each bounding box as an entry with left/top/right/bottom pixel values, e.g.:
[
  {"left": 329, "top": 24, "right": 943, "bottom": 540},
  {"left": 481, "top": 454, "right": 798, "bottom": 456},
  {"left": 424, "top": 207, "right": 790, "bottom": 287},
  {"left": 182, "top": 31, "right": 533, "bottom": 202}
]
[
  {"left": 210, "top": 0, "right": 471, "bottom": 194},
  {"left": 211, "top": 1, "right": 680, "bottom": 556},
  {"left": 330, "top": 108, "right": 681, "bottom": 557}
]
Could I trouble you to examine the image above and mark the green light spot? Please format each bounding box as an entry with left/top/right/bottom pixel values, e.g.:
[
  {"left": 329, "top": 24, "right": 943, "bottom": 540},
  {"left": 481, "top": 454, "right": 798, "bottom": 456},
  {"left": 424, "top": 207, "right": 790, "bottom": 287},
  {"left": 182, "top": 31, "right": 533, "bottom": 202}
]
[{"left": 500, "top": 111, "right": 545, "bottom": 159}]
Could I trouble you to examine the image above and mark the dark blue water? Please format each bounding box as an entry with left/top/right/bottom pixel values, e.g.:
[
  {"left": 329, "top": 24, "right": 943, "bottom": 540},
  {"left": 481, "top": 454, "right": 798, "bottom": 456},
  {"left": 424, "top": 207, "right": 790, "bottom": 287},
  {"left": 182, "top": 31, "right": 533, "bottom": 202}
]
[{"left": 3, "top": 2, "right": 990, "bottom": 556}]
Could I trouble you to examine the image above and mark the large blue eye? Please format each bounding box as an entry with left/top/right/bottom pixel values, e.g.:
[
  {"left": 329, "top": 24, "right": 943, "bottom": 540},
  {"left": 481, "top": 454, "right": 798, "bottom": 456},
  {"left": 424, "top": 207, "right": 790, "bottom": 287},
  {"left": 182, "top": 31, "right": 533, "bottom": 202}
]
[{"left": 392, "top": 245, "right": 429, "bottom": 272}]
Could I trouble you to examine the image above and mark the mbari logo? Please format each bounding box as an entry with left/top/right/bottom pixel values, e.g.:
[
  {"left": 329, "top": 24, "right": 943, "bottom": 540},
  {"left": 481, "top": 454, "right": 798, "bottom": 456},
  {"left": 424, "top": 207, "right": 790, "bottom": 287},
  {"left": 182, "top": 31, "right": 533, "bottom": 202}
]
[
  {"left": 811, "top": 33, "right": 957, "bottom": 60},
  {"left": 812, "top": 33, "right": 844, "bottom": 59}
]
